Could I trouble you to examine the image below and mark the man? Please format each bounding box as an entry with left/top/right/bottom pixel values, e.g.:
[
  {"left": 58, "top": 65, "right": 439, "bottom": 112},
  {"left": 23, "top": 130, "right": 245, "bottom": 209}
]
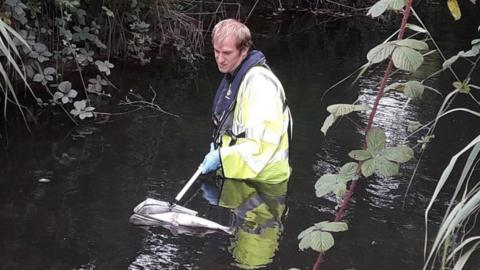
[{"left": 201, "top": 19, "right": 291, "bottom": 184}]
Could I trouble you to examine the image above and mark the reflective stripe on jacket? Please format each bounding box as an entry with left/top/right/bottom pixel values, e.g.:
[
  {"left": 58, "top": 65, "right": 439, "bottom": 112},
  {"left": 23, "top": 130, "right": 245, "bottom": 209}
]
[{"left": 218, "top": 66, "right": 291, "bottom": 183}]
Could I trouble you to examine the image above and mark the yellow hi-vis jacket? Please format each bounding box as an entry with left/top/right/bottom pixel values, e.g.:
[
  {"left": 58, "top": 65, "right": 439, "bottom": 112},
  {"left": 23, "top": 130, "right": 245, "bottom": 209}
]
[{"left": 218, "top": 66, "right": 291, "bottom": 183}]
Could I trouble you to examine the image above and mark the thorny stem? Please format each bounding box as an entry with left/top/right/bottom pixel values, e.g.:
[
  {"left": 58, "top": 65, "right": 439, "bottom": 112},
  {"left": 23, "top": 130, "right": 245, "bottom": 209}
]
[{"left": 312, "top": 1, "right": 414, "bottom": 269}]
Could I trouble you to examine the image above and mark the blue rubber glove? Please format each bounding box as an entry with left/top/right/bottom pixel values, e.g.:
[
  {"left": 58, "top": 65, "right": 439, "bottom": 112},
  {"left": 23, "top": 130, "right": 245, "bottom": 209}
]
[{"left": 201, "top": 145, "right": 220, "bottom": 174}]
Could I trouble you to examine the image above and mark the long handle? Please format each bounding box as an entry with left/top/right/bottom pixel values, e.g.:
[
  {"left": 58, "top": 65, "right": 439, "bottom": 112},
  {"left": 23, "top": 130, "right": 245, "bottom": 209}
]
[{"left": 173, "top": 165, "right": 203, "bottom": 204}]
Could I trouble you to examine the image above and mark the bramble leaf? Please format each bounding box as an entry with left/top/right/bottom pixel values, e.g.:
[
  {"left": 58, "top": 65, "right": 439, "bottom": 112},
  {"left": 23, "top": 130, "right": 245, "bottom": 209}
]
[
  {"left": 392, "top": 46, "right": 424, "bottom": 72},
  {"left": 383, "top": 146, "right": 414, "bottom": 163},
  {"left": 366, "top": 127, "right": 386, "bottom": 153},
  {"left": 367, "top": 43, "right": 396, "bottom": 64},
  {"left": 404, "top": 80, "right": 425, "bottom": 99},
  {"left": 394, "top": 39, "right": 428, "bottom": 51},
  {"left": 361, "top": 158, "right": 376, "bottom": 177},
  {"left": 327, "top": 104, "right": 369, "bottom": 117},
  {"left": 374, "top": 156, "right": 399, "bottom": 177},
  {"left": 349, "top": 150, "right": 372, "bottom": 161},
  {"left": 315, "top": 221, "right": 348, "bottom": 233},
  {"left": 321, "top": 114, "right": 337, "bottom": 136}
]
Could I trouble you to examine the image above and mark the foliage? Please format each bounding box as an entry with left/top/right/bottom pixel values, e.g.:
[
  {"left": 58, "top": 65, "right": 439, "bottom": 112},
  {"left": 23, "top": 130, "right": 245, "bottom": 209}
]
[
  {"left": 298, "top": 221, "right": 348, "bottom": 253},
  {"left": 1, "top": 0, "right": 237, "bottom": 126},
  {"left": 301, "top": 1, "right": 480, "bottom": 269}
]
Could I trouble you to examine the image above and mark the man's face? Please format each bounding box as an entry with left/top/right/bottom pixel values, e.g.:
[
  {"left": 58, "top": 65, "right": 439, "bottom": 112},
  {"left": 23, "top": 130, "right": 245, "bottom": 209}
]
[{"left": 213, "top": 34, "right": 248, "bottom": 74}]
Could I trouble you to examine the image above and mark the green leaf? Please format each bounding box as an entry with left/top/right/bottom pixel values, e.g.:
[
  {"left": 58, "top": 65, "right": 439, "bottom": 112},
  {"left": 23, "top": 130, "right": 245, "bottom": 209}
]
[
  {"left": 338, "top": 162, "right": 359, "bottom": 181},
  {"left": 383, "top": 146, "right": 414, "bottom": 163},
  {"left": 44, "top": 67, "right": 56, "bottom": 75},
  {"left": 366, "top": 127, "right": 386, "bottom": 153},
  {"left": 404, "top": 80, "right": 425, "bottom": 99},
  {"left": 58, "top": 81, "right": 72, "bottom": 92},
  {"left": 387, "top": 0, "right": 406, "bottom": 10},
  {"left": 361, "top": 158, "right": 376, "bottom": 177},
  {"left": 367, "top": 0, "right": 390, "bottom": 18},
  {"left": 349, "top": 150, "right": 372, "bottom": 161},
  {"left": 392, "top": 46, "right": 424, "bottom": 72},
  {"left": 316, "top": 221, "right": 349, "bottom": 232},
  {"left": 327, "top": 104, "right": 369, "bottom": 117},
  {"left": 407, "top": 120, "right": 422, "bottom": 132},
  {"left": 315, "top": 174, "right": 337, "bottom": 198},
  {"left": 394, "top": 39, "right": 429, "bottom": 51},
  {"left": 298, "top": 226, "right": 316, "bottom": 240},
  {"left": 333, "top": 183, "right": 347, "bottom": 198},
  {"left": 385, "top": 82, "right": 405, "bottom": 92},
  {"left": 298, "top": 229, "right": 335, "bottom": 253},
  {"left": 33, "top": 73, "right": 44, "bottom": 82},
  {"left": 374, "top": 156, "right": 399, "bottom": 177},
  {"left": 406, "top": 23, "right": 428, "bottom": 33},
  {"left": 321, "top": 114, "right": 336, "bottom": 136},
  {"left": 367, "top": 43, "right": 396, "bottom": 64}
]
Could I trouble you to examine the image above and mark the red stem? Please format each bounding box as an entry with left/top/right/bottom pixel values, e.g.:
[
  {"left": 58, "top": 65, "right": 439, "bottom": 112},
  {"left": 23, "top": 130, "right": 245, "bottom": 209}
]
[{"left": 312, "top": 2, "right": 414, "bottom": 269}]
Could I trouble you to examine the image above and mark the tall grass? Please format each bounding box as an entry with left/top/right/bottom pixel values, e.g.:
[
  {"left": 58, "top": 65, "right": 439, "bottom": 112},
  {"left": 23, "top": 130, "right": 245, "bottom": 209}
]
[
  {"left": 0, "top": 19, "right": 35, "bottom": 129},
  {"left": 423, "top": 135, "right": 480, "bottom": 270}
]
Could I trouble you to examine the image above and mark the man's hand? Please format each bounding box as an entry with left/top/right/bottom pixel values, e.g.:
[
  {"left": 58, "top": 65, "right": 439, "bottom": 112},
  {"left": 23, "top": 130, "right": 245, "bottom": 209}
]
[{"left": 201, "top": 144, "right": 220, "bottom": 174}]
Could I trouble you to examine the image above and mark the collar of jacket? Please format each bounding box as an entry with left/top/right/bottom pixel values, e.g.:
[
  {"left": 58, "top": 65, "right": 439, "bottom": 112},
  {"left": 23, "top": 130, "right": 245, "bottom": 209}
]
[{"left": 211, "top": 50, "right": 266, "bottom": 133}]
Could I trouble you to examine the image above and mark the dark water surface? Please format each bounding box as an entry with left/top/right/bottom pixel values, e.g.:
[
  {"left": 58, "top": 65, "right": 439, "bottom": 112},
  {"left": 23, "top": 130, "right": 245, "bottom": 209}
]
[{"left": 1, "top": 7, "right": 480, "bottom": 270}]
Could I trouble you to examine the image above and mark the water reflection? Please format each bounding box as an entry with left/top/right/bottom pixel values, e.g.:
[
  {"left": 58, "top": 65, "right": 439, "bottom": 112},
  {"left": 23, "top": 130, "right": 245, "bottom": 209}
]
[{"left": 215, "top": 179, "right": 288, "bottom": 269}]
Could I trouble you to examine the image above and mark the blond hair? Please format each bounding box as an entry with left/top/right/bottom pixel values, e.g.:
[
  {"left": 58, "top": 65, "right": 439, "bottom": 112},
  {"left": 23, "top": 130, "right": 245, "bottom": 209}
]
[{"left": 212, "top": 19, "right": 252, "bottom": 50}]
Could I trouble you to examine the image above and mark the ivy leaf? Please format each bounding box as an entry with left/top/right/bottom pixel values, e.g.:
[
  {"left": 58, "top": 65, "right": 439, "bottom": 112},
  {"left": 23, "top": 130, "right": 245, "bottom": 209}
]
[
  {"left": 394, "top": 39, "right": 429, "bottom": 51},
  {"left": 367, "top": 0, "right": 389, "bottom": 18},
  {"left": 327, "top": 104, "right": 369, "bottom": 117},
  {"left": 321, "top": 114, "right": 336, "bottom": 136},
  {"left": 374, "top": 156, "right": 399, "bottom": 177},
  {"left": 366, "top": 127, "right": 386, "bottom": 153},
  {"left": 403, "top": 80, "right": 425, "bottom": 99},
  {"left": 361, "top": 158, "right": 376, "bottom": 177},
  {"left": 447, "top": 0, "right": 461, "bottom": 21},
  {"left": 367, "top": 43, "right": 396, "bottom": 64},
  {"left": 383, "top": 146, "right": 414, "bottom": 163},
  {"left": 392, "top": 46, "right": 424, "bottom": 72},
  {"left": 349, "top": 150, "right": 372, "bottom": 161},
  {"left": 316, "top": 221, "right": 348, "bottom": 233}
]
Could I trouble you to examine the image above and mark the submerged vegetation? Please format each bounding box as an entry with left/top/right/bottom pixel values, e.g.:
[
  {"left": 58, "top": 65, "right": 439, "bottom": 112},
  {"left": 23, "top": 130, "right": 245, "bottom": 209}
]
[{"left": 297, "top": 0, "right": 480, "bottom": 269}]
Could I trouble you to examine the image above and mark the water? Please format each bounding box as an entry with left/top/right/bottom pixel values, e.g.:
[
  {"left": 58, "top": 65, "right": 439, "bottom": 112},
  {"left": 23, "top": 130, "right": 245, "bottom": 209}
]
[{"left": 1, "top": 7, "right": 480, "bottom": 270}]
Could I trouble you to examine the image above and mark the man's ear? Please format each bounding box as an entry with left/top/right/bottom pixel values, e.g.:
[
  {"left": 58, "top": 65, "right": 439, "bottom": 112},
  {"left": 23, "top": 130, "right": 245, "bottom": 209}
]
[{"left": 240, "top": 47, "right": 249, "bottom": 59}]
